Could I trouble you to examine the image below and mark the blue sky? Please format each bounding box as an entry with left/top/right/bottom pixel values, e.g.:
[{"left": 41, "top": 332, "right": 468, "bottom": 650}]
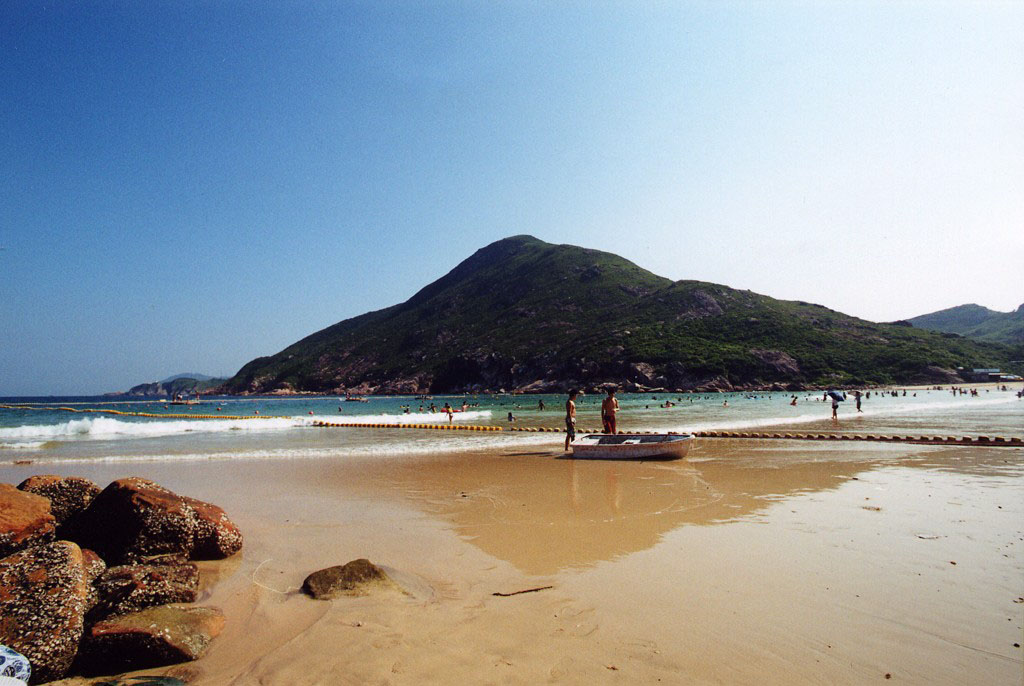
[{"left": 1, "top": 1, "right": 1021, "bottom": 395}]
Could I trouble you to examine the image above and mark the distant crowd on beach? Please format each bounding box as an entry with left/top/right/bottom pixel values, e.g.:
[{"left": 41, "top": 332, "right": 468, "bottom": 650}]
[
  {"left": 327, "top": 380, "right": 1021, "bottom": 446},
  {"left": 556, "top": 382, "right": 1022, "bottom": 441}
]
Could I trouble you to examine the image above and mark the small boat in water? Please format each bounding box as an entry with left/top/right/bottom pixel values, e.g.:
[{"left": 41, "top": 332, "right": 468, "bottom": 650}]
[{"left": 570, "top": 433, "right": 693, "bottom": 460}]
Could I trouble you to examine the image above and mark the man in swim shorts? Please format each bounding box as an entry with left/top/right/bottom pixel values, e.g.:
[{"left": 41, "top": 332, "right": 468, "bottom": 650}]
[
  {"left": 564, "top": 389, "right": 578, "bottom": 451},
  {"left": 601, "top": 387, "right": 619, "bottom": 434}
]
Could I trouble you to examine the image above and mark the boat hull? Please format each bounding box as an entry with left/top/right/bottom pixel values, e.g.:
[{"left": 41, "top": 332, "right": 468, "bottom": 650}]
[{"left": 570, "top": 434, "right": 693, "bottom": 460}]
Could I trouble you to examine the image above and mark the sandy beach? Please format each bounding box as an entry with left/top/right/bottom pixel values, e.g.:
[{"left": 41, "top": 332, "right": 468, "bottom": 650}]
[{"left": 3, "top": 435, "right": 1021, "bottom": 685}]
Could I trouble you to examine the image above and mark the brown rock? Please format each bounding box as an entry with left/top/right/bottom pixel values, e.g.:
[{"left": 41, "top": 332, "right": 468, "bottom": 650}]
[
  {"left": 0, "top": 540, "right": 89, "bottom": 683},
  {"left": 0, "top": 483, "right": 56, "bottom": 558},
  {"left": 89, "top": 563, "right": 198, "bottom": 621},
  {"left": 81, "top": 548, "right": 107, "bottom": 614},
  {"left": 80, "top": 548, "right": 106, "bottom": 584},
  {"left": 17, "top": 476, "right": 101, "bottom": 530},
  {"left": 78, "top": 605, "right": 224, "bottom": 674},
  {"left": 74, "top": 478, "right": 241, "bottom": 564},
  {"left": 302, "top": 558, "right": 402, "bottom": 599},
  {"left": 179, "top": 496, "right": 243, "bottom": 560}
]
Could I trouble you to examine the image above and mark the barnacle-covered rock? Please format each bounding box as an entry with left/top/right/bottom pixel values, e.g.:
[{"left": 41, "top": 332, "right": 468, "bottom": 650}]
[
  {"left": 74, "top": 478, "right": 242, "bottom": 564},
  {"left": 17, "top": 476, "right": 100, "bottom": 532},
  {"left": 0, "top": 484, "right": 55, "bottom": 558},
  {"left": 0, "top": 540, "right": 89, "bottom": 683},
  {"left": 89, "top": 563, "right": 199, "bottom": 621}
]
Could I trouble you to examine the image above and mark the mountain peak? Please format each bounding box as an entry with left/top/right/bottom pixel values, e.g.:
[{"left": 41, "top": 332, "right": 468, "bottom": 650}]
[
  {"left": 223, "top": 239, "right": 1015, "bottom": 394},
  {"left": 908, "top": 302, "right": 1023, "bottom": 345}
]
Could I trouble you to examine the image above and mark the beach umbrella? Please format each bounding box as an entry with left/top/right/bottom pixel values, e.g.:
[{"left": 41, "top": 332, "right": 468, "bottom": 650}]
[{"left": 827, "top": 390, "right": 845, "bottom": 402}]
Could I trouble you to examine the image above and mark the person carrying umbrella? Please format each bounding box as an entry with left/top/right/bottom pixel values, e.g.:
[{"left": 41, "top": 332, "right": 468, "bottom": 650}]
[{"left": 827, "top": 390, "right": 844, "bottom": 419}]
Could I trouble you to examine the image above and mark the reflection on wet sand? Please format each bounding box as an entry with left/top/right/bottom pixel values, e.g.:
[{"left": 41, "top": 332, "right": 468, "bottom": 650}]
[{"left": 339, "top": 438, "right": 1012, "bottom": 575}]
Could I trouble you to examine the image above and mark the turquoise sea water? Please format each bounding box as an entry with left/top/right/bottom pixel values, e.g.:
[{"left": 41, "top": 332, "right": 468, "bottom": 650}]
[{"left": 1, "top": 389, "right": 1021, "bottom": 465}]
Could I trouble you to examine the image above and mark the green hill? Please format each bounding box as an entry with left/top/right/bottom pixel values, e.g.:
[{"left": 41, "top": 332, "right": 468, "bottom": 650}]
[
  {"left": 118, "top": 376, "right": 226, "bottom": 398},
  {"left": 221, "top": 236, "right": 1016, "bottom": 394},
  {"left": 907, "top": 303, "right": 1024, "bottom": 346}
]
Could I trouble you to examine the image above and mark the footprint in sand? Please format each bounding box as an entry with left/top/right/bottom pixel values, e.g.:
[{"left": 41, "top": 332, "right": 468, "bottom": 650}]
[
  {"left": 553, "top": 604, "right": 599, "bottom": 638},
  {"left": 549, "top": 655, "right": 575, "bottom": 679}
]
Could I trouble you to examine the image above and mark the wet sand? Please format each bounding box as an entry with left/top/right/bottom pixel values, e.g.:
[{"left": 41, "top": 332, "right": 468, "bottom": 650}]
[{"left": 3, "top": 439, "right": 1022, "bottom": 684}]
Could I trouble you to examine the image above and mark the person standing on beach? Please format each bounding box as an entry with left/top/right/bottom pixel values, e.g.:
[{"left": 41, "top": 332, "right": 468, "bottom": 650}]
[
  {"left": 601, "top": 388, "right": 619, "bottom": 434},
  {"left": 564, "top": 390, "right": 578, "bottom": 451},
  {"left": 854, "top": 391, "right": 863, "bottom": 412},
  {"left": 831, "top": 395, "right": 840, "bottom": 419}
]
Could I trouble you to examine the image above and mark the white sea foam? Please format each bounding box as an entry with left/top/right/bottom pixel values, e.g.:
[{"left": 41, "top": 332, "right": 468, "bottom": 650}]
[
  {"left": 1, "top": 395, "right": 1016, "bottom": 464},
  {"left": 0, "top": 441, "right": 48, "bottom": 450},
  {"left": 0, "top": 416, "right": 305, "bottom": 441},
  {"left": 0, "top": 409, "right": 495, "bottom": 445},
  {"left": 313, "top": 410, "right": 492, "bottom": 424},
  {"left": 30, "top": 430, "right": 557, "bottom": 465},
  {"left": 645, "top": 395, "right": 1020, "bottom": 434}
]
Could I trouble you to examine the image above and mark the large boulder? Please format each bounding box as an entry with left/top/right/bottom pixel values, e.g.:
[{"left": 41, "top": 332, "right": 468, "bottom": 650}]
[
  {"left": 89, "top": 563, "right": 199, "bottom": 621},
  {"left": 80, "top": 549, "right": 107, "bottom": 615},
  {"left": 178, "top": 496, "right": 243, "bottom": 560},
  {"left": 0, "top": 540, "right": 90, "bottom": 683},
  {"left": 80, "top": 549, "right": 106, "bottom": 584},
  {"left": 77, "top": 605, "right": 224, "bottom": 674},
  {"left": 73, "top": 478, "right": 242, "bottom": 564},
  {"left": 17, "top": 476, "right": 100, "bottom": 532},
  {"left": 302, "top": 558, "right": 402, "bottom": 599},
  {"left": 0, "top": 484, "right": 55, "bottom": 558}
]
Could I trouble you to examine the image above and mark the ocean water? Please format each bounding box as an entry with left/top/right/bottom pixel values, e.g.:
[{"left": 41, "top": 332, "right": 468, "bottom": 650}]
[{"left": 1, "top": 389, "right": 1021, "bottom": 465}]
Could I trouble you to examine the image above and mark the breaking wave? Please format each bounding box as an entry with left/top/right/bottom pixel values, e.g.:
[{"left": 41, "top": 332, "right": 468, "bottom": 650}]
[
  {"left": 314, "top": 410, "right": 493, "bottom": 424},
  {"left": 0, "top": 409, "right": 495, "bottom": 444},
  {"left": 0, "top": 416, "right": 305, "bottom": 441}
]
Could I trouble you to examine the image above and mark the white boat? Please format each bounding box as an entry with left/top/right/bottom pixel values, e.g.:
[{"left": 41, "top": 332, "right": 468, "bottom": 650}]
[{"left": 570, "top": 433, "right": 693, "bottom": 460}]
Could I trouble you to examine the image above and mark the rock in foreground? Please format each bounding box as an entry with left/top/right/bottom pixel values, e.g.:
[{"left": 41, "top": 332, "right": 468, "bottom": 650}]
[
  {"left": 17, "top": 476, "right": 100, "bottom": 532},
  {"left": 302, "top": 558, "right": 402, "bottom": 599},
  {"left": 0, "top": 484, "right": 55, "bottom": 558},
  {"left": 78, "top": 605, "right": 225, "bottom": 675},
  {"left": 74, "top": 478, "right": 242, "bottom": 564},
  {"left": 0, "top": 540, "right": 89, "bottom": 683},
  {"left": 45, "top": 676, "right": 186, "bottom": 686},
  {"left": 89, "top": 563, "right": 199, "bottom": 621}
]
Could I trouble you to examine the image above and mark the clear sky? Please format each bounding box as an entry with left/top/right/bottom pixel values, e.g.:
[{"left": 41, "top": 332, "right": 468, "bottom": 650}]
[{"left": 1, "top": 1, "right": 1021, "bottom": 396}]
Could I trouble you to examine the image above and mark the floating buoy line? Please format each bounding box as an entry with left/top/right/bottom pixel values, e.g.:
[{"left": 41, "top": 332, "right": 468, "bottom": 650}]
[{"left": 1, "top": 404, "right": 1020, "bottom": 446}]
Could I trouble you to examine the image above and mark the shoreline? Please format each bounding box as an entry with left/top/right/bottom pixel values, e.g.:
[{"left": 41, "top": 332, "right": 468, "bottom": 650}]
[
  {"left": 74, "top": 380, "right": 1024, "bottom": 402},
  {"left": 3, "top": 439, "right": 1021, "bottom": 684}
]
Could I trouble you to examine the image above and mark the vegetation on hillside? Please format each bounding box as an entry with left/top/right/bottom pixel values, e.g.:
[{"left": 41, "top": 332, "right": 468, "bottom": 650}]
[
  {"left": 907, "top": 303, "right": 1023, "bottom": 346},
  {"left": 221, "top": 236, "right": 1017, "bottom": 394}
]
